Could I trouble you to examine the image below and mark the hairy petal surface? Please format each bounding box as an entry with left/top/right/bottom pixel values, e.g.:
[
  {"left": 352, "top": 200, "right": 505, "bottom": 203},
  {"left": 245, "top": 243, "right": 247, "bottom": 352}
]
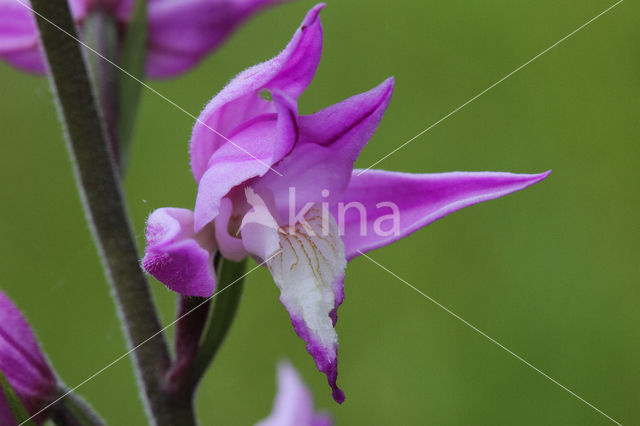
[
  {"left": 256, "top": 362, "right": 332, "bottom": 426},
  {"left": 193, "top": 91, "right": 298, "bottom": 231},
  {"left": 242, "top": 205, "right": 346, "bottom": 403},
  {"left": 189, "top": 3, "right": 324, "bottom": 181},
  {"left": 142, "top": 208, "right": 217, "bottom": 297},
  {"left": 337, "top": 170, "right": 551, "bottom": 259}
]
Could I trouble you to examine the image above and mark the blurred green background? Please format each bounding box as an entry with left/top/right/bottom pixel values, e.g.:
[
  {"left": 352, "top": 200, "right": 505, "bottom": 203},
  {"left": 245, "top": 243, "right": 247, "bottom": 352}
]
[{"left": 1, "top": 0, "right": 639, "bottom": 424}]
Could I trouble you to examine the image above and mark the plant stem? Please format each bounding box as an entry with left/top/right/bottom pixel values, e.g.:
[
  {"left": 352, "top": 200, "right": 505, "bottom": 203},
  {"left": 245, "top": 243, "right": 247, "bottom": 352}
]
[{"left": 29, "top": 2, "right": 186, "bottom": 425}]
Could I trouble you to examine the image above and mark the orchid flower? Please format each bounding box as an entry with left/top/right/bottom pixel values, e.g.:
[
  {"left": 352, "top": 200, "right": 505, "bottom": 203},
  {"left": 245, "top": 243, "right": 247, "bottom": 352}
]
[
  {"left": 0, "top": 290, "right": 57, "bottom": 424},
  {"left": 256, "top": 362, "right": 332, "bottom": 426},
  {"left": 0, "top": 0, "right": 289, "bottom": 78},
  {"left": 142, "top": 4, "right": 550, "bottom": 403}
]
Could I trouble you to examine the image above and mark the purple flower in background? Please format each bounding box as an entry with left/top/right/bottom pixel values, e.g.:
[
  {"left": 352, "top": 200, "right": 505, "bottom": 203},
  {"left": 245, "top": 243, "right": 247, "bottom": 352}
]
[
  {"left": 0, "top": 0, "right": 289, "bottom": 78},
  {"left": 143, "top": 4, "right": 550, "bottom": 403},
  {"left": 256, "top": 362, "right": 332, "bottom": 426},
  {"left": 0, "top": 290, "right": 57, "bottom": 423}
]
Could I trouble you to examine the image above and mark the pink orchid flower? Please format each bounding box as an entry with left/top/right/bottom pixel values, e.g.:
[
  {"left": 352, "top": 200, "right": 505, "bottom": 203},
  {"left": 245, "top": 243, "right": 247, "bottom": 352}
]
[
  {"left": 0, "top": 290, "right": 57, "bottom": 424},
  {"left": 142, "top": 4, "right": 550, "bottom": 403},
  {"left": 0, "top": 0, "right": 289, "bottom": 78},
  {"left": 256, "top": 362, "right": 332, "bottom": 426}
]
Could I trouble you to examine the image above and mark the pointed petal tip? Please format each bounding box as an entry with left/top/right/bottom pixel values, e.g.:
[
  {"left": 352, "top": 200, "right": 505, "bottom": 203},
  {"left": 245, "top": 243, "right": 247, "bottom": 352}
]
[
  {"left": 379, "top": 76, "right": 395, "bottom": 102},
  {"left": 312, "top": 3, "right": 327, "bottom": 13},
  {"left": 324, "top": 361, "right": 344, "bottom": 404},
  {"left": 276, "top": 359, "right": 293, "bottom": 372},
  {"left": 538, "top": 169, "right": 552, "bottom": 180},
  {"left": 301, "top": 3, "right": 326, "bottom": 28},
  {"left": 375, "top": 76, "right": 395, "bottom": 102},
  {"left": 340, "top": 169, "right": 553, "bottom": 259},
  {"left": 525, "top": 169, "right": 552, "bottom": 186},
  {"left": 332, "top": 386, "right": 345, "bottom": 404}
]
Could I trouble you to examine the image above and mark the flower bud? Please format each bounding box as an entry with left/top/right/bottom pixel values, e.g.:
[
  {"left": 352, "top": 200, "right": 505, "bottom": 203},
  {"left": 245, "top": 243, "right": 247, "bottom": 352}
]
[{"left": 0, "top": 290, "right": 57, "bottom": 423}]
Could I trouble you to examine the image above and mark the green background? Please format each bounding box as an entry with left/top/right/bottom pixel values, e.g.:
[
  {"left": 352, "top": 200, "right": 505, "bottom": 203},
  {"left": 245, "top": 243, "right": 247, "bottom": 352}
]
[{"left": 1, "top": 0, "right": 638, "bottom": 424}]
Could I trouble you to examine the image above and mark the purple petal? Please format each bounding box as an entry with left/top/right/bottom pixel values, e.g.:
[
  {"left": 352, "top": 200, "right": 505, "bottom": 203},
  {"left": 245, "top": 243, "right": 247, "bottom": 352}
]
[
  {"left": 142, "top": 208, "right": 217, "bottom": 297},
  {"left": 193, "top": 91, "right": 297, "bottom": 231},
  {"left": 290, "top": 317, "right": 344, "bottom": 404},
  {"left": 336, "top": 170, "right": 551, "bottom": 260},
  {"left": 298, "top": 77, "right": 394, "bottom": 163},
  {"left": 312, "top": 414, "right": 333, "bottom": 426},
  {"left": 253, "top": 78, "right": 395, "bottom": 222},
  {"left": 146, "top": 0, "right": 291, "bottom": 79},
  {"left": 328, "top": 277, "right": 343, "bottom": 327},
  {"left": 0, "top": 0, "right": 88, "bottom": 74},
  {"left": 256, "top": 362, "right": 323, "bottom": 426},
  {"left": 0, "top": 45, "right": 45, "bottom": 74},
  {"left": 0, "top": 290, "right": 56, "bottom": 412},
  {"left": 189, "top": 3, "right": 324, "bottom": 181},
  {"left": 253, "top": 143, "right": 353, "bottom": 224},
  {"left": 68, "top": 0, "right": 89, "bottom": 17},
  {"left": 0, "top": 0, "right": 44, "bottom": 74}
]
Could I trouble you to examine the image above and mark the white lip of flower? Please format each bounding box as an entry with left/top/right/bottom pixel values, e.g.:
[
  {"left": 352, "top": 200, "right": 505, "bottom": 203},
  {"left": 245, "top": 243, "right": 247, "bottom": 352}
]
[
  {"left": 239, "top": 188, "right": 346, "bottom": 356},
  {"left": 267, "top": 205, "right": 346, "bottom": 351},
  {"left": 236, "top": 187, "right": 346, "bottom": 396}
]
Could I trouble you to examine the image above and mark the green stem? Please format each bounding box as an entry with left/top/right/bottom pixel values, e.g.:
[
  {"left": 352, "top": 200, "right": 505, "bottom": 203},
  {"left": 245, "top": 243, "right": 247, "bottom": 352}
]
[
  {"left": 186, "top": 259, "right": 247, "bottom": 390},
  {"left": 29, "top": 2, "right": 183, "bottom": 425}
]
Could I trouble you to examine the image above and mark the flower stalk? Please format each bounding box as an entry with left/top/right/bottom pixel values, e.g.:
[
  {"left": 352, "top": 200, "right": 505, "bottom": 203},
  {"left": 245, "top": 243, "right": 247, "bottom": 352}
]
[
  {"left": 165, "top": 296, "right": 211, "bottom": 392},
  {"left": 163, "top": 259, "right": 247, "bottom": 402},
  {"left": 190, "top": 258, "right": 247, "bottom": 388},
  {"left": 29, "top": 0, "right": 187, "bottom": 424}
]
